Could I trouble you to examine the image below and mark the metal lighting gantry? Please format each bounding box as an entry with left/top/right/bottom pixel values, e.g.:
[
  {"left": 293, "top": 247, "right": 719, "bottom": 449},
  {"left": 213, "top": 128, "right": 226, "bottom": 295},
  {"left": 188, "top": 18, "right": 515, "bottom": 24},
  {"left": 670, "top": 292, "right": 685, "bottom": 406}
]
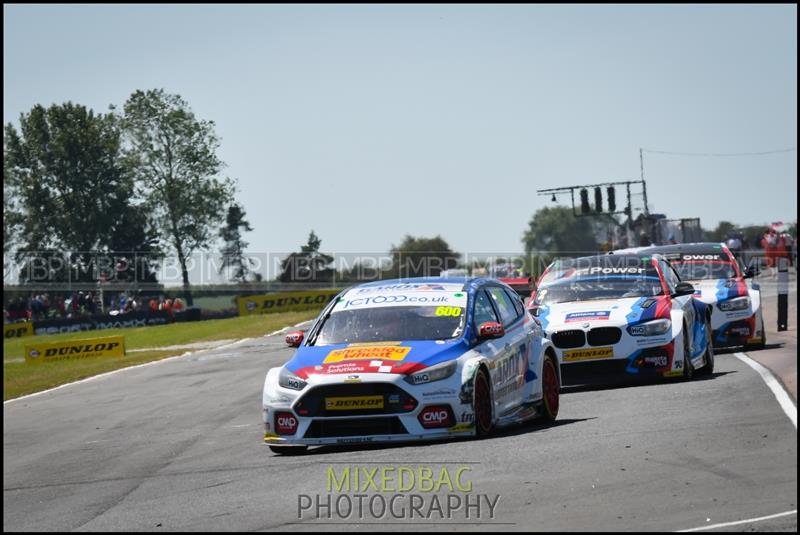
[{"left": 536, "top": 179, "right": 649, "bottom": 223}]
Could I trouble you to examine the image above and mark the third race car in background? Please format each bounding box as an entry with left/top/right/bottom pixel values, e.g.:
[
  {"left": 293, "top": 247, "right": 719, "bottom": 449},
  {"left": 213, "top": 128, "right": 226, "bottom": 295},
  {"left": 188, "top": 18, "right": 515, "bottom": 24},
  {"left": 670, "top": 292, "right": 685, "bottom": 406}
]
[
  {"left": 611, "top": 243, "right": 765, "bottom": 350},
  {"left": 527, "top": 253, "right": 714, "bottom": 386}
]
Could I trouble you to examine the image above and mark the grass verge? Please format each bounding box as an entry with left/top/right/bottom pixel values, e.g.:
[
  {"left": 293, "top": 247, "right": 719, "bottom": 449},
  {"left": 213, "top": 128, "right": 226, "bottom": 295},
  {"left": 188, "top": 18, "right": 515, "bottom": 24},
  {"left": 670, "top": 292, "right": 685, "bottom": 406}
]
[{"left": 3, "top": 310, "right": 318, "bottom": 401}]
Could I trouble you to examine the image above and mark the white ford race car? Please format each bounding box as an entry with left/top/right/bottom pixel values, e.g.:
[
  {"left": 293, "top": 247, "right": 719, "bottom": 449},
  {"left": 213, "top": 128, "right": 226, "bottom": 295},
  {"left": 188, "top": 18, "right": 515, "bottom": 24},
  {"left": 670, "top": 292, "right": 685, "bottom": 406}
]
[
  {"left": 262, "top": 277, "right": 560, "bottom": 454},
  {"left": 526, "top": 254, "right": 714, "bottom": 385},
  {"left": 612, "top": 243, "right": 765, "bottom": 349}
]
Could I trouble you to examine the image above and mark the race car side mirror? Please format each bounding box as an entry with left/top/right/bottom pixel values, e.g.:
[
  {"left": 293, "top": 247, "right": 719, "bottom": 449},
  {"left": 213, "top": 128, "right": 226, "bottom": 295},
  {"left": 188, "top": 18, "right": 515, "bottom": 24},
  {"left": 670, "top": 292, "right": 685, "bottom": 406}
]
[
  {"left": 672, "top": 282, "right": 695, "bottom": 297},
  {"left": 478, "top": 321, "right": 505, "bottom": 340},
  {"left": 285, "top": 330, "right": 304, "bottom": 347},
  {"left": 744, "top": 266, "right": 757, "bottom": 279}
]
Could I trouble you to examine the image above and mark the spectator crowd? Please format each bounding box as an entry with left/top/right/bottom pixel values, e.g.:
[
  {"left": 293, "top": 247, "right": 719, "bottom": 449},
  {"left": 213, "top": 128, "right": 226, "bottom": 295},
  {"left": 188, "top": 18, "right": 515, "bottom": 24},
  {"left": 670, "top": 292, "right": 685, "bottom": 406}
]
[
  {"left": 4, "top": 292, "right": 185, "bottom": 323},
  {"left": 760, "top": 227, "right": 795, "bottom": 268}
]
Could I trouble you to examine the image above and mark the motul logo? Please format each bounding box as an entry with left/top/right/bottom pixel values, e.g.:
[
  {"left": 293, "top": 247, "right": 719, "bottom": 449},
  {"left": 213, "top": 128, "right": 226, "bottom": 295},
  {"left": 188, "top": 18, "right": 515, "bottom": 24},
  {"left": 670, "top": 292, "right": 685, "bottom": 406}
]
[
  {"left": 275, "top": 412, "right": 298, "bottom": 435},
  {"left": 418, "top": 405, "right": 454, "bottom": 428}
]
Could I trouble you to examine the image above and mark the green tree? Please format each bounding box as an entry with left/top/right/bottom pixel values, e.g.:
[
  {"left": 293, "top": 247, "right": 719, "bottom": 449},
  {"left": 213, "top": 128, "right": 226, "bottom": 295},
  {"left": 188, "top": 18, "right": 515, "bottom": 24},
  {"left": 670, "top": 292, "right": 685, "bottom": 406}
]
[
  {"left": 105, "top": 203, "right": 162, "bottom": 284},
  {"left": 121, "top": 89, "right": 235, "bottom": 305},
  {"left": 279, "top": 230, "right": 334, "bottom": 283},
  {"left": 3, "top": 167, "right": 22, "bottom": 275},
  {"left": 705, "top": 220, "right": 736, "bottom": 242},
  {"left": 522, "top": 206, "right": 599, "bottom": 256},
  {"left": 219, "top": 203, "right": 254, "bottom": 283},
  {"left": 4, "top": 102, "right": 132, "bottom": 284},
  {"left": 389, "top": 235, "right": 460, "bottom": 278}
]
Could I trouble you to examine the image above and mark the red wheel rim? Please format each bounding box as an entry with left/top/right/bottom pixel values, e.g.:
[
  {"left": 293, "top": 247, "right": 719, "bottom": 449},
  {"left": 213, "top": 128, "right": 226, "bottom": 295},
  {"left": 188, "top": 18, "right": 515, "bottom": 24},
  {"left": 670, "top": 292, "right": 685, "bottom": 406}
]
[
  {"left": 474, "top": 371, "right": 491, "bottom": 433},
  {"left": 543, "top": 359, "right": 559, "bottom": 415}
]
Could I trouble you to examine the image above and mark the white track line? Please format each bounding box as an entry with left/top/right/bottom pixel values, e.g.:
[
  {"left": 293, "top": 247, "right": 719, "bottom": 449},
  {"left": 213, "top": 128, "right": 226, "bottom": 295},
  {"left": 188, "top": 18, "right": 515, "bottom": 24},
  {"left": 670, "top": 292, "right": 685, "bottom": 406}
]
[
  {"left": 267, "top": 327, "right": 290, "bottom": 336},
  {"left": 4, "top": 333, "right": 274, "bottom": 405},
  {"left": 3, "top": 350, "right": 196, "bottom": 405},
  {"left": 733, "top": 352, "right": 797, "bottom": 429},
  {"left": 677, "top": 509, "right": 797, "bottom": 532}
]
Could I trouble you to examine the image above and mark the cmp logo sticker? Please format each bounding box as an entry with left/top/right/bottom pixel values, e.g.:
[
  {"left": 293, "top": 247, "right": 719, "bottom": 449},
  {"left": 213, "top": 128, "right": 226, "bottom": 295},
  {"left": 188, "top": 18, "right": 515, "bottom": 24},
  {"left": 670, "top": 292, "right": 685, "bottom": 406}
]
[{"left": 565, "top": 311, "right": 611, "bottom": 322}]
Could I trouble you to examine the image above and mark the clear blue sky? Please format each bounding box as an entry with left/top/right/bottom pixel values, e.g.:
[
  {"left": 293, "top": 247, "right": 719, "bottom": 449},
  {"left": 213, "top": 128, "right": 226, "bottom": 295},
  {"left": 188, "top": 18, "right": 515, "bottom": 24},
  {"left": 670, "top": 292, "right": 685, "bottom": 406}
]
[{"left": 4, "top": 4, "right": 797, "bottom": 258}]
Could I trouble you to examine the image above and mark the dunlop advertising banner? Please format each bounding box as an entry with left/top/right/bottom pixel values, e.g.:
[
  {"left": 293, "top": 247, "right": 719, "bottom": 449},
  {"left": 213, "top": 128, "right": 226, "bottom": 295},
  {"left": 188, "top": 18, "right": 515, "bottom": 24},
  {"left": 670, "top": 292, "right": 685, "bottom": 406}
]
[
  {"left": 24, "top": 335, "right": 125, "bottom": 364},
  {"left": 4, "top": 322, "right": 34, "bottom": 339},
  {"left": 237, "top": 289, "right": 341, "bottom": 316}
]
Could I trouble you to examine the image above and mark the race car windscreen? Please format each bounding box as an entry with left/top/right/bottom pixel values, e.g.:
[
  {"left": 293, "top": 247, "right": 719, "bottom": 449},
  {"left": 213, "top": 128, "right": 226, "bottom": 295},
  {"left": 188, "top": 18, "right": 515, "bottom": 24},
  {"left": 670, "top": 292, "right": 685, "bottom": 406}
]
[
  {"left": 310, "top": 284, "right": 468, "bottom": 345},
  {"left": 669, "top": 258, "right": 737, "bottom": 280},
  {"left": 535, "top": 257, "right": 663, "bottom": 305}
]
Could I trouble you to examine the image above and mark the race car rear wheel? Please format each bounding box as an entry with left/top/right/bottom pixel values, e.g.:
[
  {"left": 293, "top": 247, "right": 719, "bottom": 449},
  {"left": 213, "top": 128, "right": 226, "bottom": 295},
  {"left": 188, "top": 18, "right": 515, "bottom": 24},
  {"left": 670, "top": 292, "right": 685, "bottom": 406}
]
[
  {"left": 698, "top": 318, "right": 715, "bottom": 376},
  {"left": 269, "top": 445, "right": 309, "bottom": 455},
  {"left": 682, "top": 323, "right": 695, "bottom": 381},
  {"left": 540, "top": 355, "right": 560, "bottom": 421},
  {"left": 474, "top": 367, "right": 493, "bottom": 437}
]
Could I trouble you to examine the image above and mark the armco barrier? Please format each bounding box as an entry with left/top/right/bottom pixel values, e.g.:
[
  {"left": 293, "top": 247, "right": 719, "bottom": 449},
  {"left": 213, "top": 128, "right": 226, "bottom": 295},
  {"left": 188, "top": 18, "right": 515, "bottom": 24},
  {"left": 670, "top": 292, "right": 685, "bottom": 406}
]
[
  {"left": 237, "top": 289, "right": 341, "bottom": 316},
  {"left": 31, "top": 310, "right": 173, "bottom": 336},
  {"left": 24, "top": 335, "right": 125, "bottom": 364}
]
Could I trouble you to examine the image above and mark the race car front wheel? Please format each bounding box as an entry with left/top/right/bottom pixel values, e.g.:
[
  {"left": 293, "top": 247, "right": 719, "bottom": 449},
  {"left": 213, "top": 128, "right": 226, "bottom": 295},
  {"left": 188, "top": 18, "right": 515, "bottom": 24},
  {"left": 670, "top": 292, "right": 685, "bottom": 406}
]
[
  {"left": 682, "top": 323, "right": 695, "bottom": 381},
  {"left": 698, "top": 318, "right": 715, "bottom": 376},
  {"left": 746, "top": 316, "right": 767, "bottom": 351},
  {"left": 540, "top": 355, "right": 560, "bottom": 421},
  {"left": 474, "top": 368, "right": 493, "bottom": 437},
  {"left": 269, "top": 445, "right": 308, "bottom": 455}
]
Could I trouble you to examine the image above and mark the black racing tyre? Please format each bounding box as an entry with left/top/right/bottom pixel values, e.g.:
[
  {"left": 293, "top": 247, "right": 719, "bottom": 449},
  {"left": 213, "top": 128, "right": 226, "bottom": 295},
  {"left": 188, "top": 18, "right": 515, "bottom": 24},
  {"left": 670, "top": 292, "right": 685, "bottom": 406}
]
[
  {"left": 745, "top": 316, "right": 767, "bottom": 351},
  {"left": 540, "top": 355, "right": 560, "bottom": 421},
  {"left": 682, "top": 322, "right": 695, "bottom": 381},
  {"left": 698, "top": 318, "right": 715, "bottom": 376},
  {"left": 269, "top": 445, "right": 309, "bottom": 455},
  {"left": 473, "top": 367, "right": 494, "bottom": 437}
]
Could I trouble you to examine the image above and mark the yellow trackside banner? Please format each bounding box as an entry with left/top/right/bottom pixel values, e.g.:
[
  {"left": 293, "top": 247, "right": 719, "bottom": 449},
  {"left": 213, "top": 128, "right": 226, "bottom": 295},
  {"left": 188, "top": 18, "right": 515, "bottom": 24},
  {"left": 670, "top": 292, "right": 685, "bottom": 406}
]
[
  {"left": 237, "top": 289, "right": 341, "bottom": 316},
  {"left": 4, "top": 322, "right": 34, "bottom": 339},
  {"left": 24, "top": 335, "right": 125, "bottom": 364}
]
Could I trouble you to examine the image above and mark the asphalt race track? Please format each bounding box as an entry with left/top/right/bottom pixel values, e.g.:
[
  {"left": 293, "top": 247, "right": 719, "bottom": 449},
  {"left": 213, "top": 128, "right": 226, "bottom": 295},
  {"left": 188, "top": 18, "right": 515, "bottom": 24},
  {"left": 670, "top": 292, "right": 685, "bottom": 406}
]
[{"left": 3, "top": 328, "right": 797, "bottom": 531}]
